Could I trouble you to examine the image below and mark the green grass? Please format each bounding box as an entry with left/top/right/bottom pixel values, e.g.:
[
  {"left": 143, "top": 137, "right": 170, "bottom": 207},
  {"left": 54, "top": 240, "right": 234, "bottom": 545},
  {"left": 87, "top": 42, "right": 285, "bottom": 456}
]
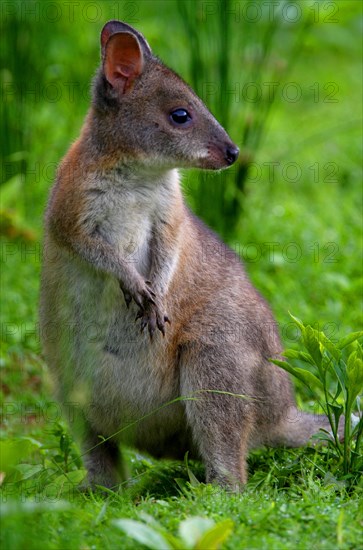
[
  {"left": 1, "top": 1, "right": 362, "bottom": 549},
  {"left": 2, "top": 482, "right": 362, "bottom": 549}
]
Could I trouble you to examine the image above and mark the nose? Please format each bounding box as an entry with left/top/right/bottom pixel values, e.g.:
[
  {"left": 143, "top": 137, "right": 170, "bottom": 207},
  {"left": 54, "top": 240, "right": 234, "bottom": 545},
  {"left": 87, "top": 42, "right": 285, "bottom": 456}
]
[{"left": 225, "top": 145, "right": 239, "bottom": 165}]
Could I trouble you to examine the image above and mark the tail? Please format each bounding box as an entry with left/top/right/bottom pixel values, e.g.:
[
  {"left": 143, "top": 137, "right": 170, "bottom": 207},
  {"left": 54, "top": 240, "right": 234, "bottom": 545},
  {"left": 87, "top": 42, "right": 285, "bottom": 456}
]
[{"left": 267, "top": 406, "right": 343, "bottom": 448}]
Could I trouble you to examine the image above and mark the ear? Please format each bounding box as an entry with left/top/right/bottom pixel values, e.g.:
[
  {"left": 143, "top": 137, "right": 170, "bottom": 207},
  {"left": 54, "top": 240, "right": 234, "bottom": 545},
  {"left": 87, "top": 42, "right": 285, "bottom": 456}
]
[
  {"left": 103, "top": 32, "right": 144, "bottom": 94},
  {"left": 101, "top": 20, "right": 152, "bottom": 60}
]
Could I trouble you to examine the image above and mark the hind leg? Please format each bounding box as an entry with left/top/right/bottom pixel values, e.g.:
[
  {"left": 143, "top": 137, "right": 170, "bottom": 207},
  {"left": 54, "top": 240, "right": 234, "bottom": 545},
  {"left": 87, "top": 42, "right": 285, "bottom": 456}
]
[
  {"left": 179, "top": 343, "right": 253, "bottom": 490},
  {"left": 63, "top": 403, "right": 126, "bottom": 490},
  {"left": 80, "top": 425, "right": 126, "bottom": 490}
]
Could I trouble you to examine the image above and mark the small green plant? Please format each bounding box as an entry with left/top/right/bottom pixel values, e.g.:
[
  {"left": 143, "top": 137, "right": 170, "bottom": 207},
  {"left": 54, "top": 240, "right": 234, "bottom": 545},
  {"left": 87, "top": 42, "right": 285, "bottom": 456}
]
[
  {"left": 114, "top": 513, "right": 233, "bottom": 550},
  {"left": 271, "top": 315, "right": 363, "bottom": 484}
]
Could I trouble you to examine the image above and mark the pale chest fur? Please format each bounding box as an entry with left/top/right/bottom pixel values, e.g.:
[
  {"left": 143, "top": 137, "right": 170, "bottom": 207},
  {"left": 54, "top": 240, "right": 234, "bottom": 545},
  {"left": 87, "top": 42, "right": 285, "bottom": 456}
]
[
  {"left": 42, "top": 169, "right": 182, "bottom": 436},
  {"left": 82, "top": 170, "right": 176, "bottom": 277}
]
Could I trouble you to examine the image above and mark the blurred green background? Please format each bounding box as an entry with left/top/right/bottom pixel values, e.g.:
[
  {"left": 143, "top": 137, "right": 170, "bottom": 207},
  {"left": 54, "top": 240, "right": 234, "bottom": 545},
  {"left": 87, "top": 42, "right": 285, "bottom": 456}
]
[{"left": 0, "top": 2, "right": 362, "bottom": 548}]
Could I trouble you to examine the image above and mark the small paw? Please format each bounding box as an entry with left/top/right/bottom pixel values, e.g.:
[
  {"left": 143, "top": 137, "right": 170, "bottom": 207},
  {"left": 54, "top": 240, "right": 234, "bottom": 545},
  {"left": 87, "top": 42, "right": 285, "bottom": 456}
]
[
  {"left": 119, "top": 278, "right": 170, "bottom": 338},
  {"left": 135, "top": 302, "right": 170, "bottom": 338},
  {"left": 119, "top": 279, "right": 156, "bottom": 310}
]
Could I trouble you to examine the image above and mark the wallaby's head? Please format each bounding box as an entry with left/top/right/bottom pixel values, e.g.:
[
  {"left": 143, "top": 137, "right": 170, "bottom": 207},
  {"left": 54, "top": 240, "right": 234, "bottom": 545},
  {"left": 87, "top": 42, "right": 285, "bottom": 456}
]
[{"left": 91, "top": 20, "right": 239, "bottom": 170}]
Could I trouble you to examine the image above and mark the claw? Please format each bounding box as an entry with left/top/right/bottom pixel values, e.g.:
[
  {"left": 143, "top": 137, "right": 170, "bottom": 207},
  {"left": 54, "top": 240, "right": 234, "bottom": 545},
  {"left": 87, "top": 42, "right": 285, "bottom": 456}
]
[
  {"left": 146, "top": 288, "right": 156, "bottom": 298},
  {"left": 135, "top": 310, "right": 143, "bottom": 322},
  {"left": 146, "top": 294, "right": 156, "bottom": 306},
  {"left": 120, "top": 286, "right": 132, "bottom": 308},
  {"left": 158, "top": 323, "right": 166, "bottom": 337},
  {"left": 164, "top": 315, "right": 171, "bottom": 324},
  {"left": 149, "top": 315, "right": 156, "bottom": 334},
  {"left": 145, "top": 281, "right": 156, "bottom": 298}
]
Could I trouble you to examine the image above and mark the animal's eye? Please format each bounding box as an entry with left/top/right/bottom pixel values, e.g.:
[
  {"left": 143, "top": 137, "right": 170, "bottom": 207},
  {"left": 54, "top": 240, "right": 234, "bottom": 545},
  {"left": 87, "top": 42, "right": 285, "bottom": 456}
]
[{"left": 170, "top": 108, "right": 192, "bottom": 126}]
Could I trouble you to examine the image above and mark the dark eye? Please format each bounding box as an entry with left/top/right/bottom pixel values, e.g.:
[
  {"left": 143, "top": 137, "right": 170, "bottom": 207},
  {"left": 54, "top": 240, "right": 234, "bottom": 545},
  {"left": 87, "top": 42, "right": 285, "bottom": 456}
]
[{"left": 170, "top": 108, "right": 192, "bottom": 126}]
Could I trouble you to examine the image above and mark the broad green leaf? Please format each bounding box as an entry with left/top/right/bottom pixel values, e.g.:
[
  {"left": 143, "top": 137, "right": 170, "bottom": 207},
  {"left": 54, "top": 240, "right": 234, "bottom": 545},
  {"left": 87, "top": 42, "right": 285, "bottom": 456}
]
[
  {"left": 174, "top": 477, "right": 189, "bottom": 496},
  {"left": 52, "top": 469, "right": 87, "bottom": 496},
  {"left": 184, "top": 452, "right": 200, "bottom": 487},
  {"left": 179, "top": 517, "right": 215, "bottom": 548},
  {"left": 63, "top": 469, "right": 87, "bottom": 484},
  {"left": 332, "top": 383, "right": 343, "bottom": 403},
  {"left": 346, "top": 352, "right": 363, "bottom": 403},
  {"left": 320, "top": 353, "right": 336, "bottom": 379},
  {"left": 302, "top": 326, "right": 322, "bottom": 369},
  {"left": 196, "top": 519, "right": 234, "bottom": 550},
  {"left": 356, "top": 341, "right": 363, "bottom": 360},
  {"left": 271, "top": 359, "right": 295, "bottom": 372},
  {"left": 138, "top": 512, "right": 159, "bottom": 525},
  {"left": 283, "top": 349, "right": 315, "bottom": 364},
  {"left": 187, "top": 469, "right": 200, "bottom": 487},
  {"left": 327, "top": 402, "right": 344, "bottom": 433},
  {"left": 330, "top": 359, "right": 348, "bottom": 395},
  {"left": 271, "top": 360, "right": 324, "bottom": 391},
  {"left": 328, "top": 402, "right": 344, "bottom": 417},
  {"left": 53, "top": 469, "right": 86, "bottom": 486},
  {"left": 293, "top": 368, "right": 325, "bottom": 392},
  {"left": 113, "top": 519, "right": 172, "bottom": 550},
  {"left": 317, "top": 332, "right": 341, "bottom": 361},
  {"left": 136, "top": 513, "right": 182, "bottom": 550},
  {"left": 161, "top": 532, "right": 188, "bottom": 550},
  {"left": 288, "top": 313, "right": 305, "bottom": 332},
  {"left": 337, "top": 332, "right": 363, "bottom": 350},
  {"left": 0, "top": 438, "right": 41, "bottom": 476},
  {"left": 13, "top": 463, "right": 43, "bottom": 481}
]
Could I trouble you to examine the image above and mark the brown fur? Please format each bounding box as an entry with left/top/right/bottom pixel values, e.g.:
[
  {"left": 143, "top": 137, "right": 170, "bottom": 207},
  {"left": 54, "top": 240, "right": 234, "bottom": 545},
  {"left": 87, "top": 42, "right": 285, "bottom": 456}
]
[{"left": 40, "top": 20, "right": 334, "bottom": 491}]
